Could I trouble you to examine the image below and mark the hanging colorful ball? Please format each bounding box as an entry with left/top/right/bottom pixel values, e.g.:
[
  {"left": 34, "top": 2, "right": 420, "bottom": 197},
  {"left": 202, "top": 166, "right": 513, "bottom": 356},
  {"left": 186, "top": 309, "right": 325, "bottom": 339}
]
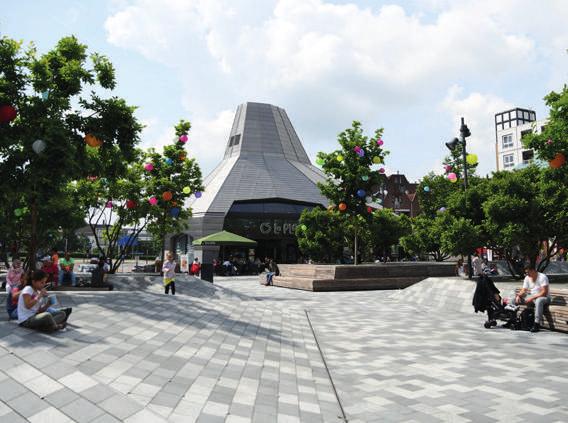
[
  {"left": 165, "top": 158, "right": 173, "bottom": 165},
  {"left": 148, "top": 196, "right": 158, "bottom": 205},
  {"left": 41, "top": 91, "right": 49, "bottom": 101},
  {"left": 357, "top": 189, "right": 366, "bottom": 198},
  {"left": 162, "top": 191, "right": 173, "bottom": 201},
  {"left": 356, "top": 149, "right": 365, "bottom": 157},
  {"left": 195, "top": 191, "right": 202, "bottom": 198},
  {"left": 179, "top": 134, "right": 188, "bottom": 143},
  {"left": 367, "top": 206, "right": 373, "bottom": 213},
  {"left": 372, "top": 156, "right": 382, "bottom": 164},
  {"left": 170, "top": 207, "right": 180, "bottom": 217},
  {"left": 32, "top": 139, "right": 46, "bottom": 154},
  {"left": 0, "top": 105, "right": 17, "bottom": 123},
  {"left": 336, "top": 154, "right": 344, "bottom": 162},
  {"left": 179, "top": 153, "right": 187, "bottom": 161},
  {"left": 144, "top": 163, "right": 154, "bottom": 171},
  {"left": 550, "top": 152, "right": 566, "bottom": 169},
  {"left": 315, "top": 157, "right": 324, "bottom": 166},
  {"left": 466, "top": 154, "right": 478, "bottom": 165},
  {"left": 14, "top": 208, "right": 22, "bottom": 217},
  {"left": 378, "top": 168, "right": 386, "bottom": 174},
  {"left": 300, "top": 224, "right": 307, "bottom": 231},
  {"left": 84, "top": 134, "right": 103, "bottom": 148},
  {"left": 126, "top": 200, "right": 136, "bottom": 209},
  {"left": 354, "top": 146, "right": 361, "bottom": 153},
  {"left": 338, "top": 202, "right": 347, "bottom": 211},
  {"left": 182, "top": 186, "right": 191, "bottom": 194},
  {"left": 438, "top": 207, "right": 447, "bottom": 213},
  {"left": 444, "top": 164, "right": 452, "bottom": 173},
  {"left": 105, "top": 201, "right": 113, "bottom": 208},
  {"left": 547, "top": 139, "right": 553, "bottom": 145},
  {"left": 376, "top": 139, "right": 384, "bottom": 146},
  {"left": 361, "top": 175, "right": 369, "bottom": 181},
  {"left": 447, "top": 172, "right": 457, "bottom": 182},
  {"left": 423, "top": 186, "right": 430, "bottom": 192}
]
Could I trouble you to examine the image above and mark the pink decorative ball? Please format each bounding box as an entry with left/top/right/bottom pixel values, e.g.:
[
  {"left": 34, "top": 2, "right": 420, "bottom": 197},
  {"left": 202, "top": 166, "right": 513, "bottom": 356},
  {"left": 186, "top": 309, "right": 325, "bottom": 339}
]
[
  {"left": 149, "top": 196, "right": 158, "bottom": 205},
  {"left": 379, "top": 168, "right": 385, "bottom": 174},
  {"left": 377, "top": 139, "right": 384, "bottom": 146},
  {"left": 547, "top": 139, "right": 553, "bottom": 145},
  {"left": 444, "top": 164, "right": 452, "bottom": 172},
  {"left": 354, "top": 146, "right": 361, "bottom": 152},
  {"left": 179, "top": 134, "right": 188, "bottom": 143},
  {"left": 105, "top": 201, "right": 113, "bottom": 208},
  {"left": 144, "top": 163, "right": 154, "bottom": 171},
  {"left": 447, "top": 172, "right": 457, "bottom": 180}
]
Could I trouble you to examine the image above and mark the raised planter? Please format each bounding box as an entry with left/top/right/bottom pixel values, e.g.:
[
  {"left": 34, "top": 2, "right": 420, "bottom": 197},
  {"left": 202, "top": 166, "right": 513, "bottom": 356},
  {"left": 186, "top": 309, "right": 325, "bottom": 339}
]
[{"left": 271, "top": 262, "right": 456, "bottom": 291}]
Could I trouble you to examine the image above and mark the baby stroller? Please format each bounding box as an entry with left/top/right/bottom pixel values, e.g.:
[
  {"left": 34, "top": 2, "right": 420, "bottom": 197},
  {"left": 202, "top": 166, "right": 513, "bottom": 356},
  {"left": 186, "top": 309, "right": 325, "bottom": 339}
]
[{"left": 472, "top": 275, "right": 518, "bottom": 329}]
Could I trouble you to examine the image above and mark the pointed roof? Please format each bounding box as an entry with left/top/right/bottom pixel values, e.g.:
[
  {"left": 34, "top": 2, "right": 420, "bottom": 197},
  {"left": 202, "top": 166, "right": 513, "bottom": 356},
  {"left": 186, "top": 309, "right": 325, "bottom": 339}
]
[
  {"left": 189, "top": 102, "right": 327, "bottom": 216},
  {"left": 193, "top": 230, "right": 257, "bottom": 246}
]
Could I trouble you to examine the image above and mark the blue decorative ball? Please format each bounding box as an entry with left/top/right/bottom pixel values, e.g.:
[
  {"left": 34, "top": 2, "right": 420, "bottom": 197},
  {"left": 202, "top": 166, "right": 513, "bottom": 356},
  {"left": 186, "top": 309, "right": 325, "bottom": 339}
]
[{"left": 357, "top": 189, "right": 366, "bottom": 198}]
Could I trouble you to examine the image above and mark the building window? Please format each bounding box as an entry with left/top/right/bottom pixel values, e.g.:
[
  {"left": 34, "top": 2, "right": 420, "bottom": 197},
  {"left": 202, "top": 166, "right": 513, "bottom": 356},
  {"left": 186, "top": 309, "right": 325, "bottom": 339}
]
[
  {"left": 394, "top": 197, "right": 401, "bottom": 209},
  {"left": 503, "top": 154, "right": 515, "bottom": 168},
  {"left": 502, "top": 134, "right": 513, "bottom": 149},
  {"left": 522, "top": 150, "right": 534, "bottom": 164},
  {"left": 520, "top": 129, "right": 532, "bottom": 140},
  {"left": 496, "top": 114, "right": 502, "bottom": 123}
]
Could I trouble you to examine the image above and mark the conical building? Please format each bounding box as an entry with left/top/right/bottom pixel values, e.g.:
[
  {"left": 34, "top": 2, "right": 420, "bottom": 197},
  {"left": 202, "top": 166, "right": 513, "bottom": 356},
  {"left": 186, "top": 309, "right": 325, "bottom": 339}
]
[{"left": 174, "top": 102, "right": 328, "bottom": 264}]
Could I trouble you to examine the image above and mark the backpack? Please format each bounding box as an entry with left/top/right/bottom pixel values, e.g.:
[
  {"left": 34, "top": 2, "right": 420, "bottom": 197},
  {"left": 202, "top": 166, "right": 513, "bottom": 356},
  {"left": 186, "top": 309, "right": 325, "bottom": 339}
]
[{"left": 518, "top": 307, "right": 535, "bottom": 331}]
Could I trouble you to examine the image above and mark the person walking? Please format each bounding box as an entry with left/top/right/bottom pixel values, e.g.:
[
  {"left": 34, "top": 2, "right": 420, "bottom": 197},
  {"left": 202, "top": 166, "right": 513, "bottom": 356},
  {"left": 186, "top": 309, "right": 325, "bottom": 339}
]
[
  {"left": 190, "top": 258, "right": 201, "bottom": 277},
  {"left": 162, "top": 252, "right": 177, "bottom": 295}
]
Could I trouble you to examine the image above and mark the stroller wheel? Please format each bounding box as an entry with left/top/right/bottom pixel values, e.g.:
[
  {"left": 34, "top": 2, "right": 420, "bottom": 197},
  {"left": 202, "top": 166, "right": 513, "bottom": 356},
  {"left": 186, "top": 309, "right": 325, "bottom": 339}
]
[
  {"left": 490, "top": 320, "right": 497, "bottom": 327},
  {"left": 484, "top": 321, "right": 492, "bottom": 329}
]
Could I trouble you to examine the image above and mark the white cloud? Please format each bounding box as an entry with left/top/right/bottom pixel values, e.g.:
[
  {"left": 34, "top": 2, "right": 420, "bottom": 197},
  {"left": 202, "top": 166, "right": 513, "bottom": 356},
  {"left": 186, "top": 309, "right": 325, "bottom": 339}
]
[
  {"left": 442, "top": 85, "right": 513, "bottom": 176},
  {"left": 104, "top": 0, "right": 568, "bottom": 179}
]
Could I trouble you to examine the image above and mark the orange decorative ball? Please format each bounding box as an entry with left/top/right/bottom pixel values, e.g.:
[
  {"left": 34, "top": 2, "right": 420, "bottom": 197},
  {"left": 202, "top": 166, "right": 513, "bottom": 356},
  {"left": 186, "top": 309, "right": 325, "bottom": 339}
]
[
  {"left": 162, "top": 191, "right": 173, "bottom": 201},
  {"left": 338, "top": 202, "right": 347, "bottom": 211},
  {"left": 85, "top": 134, "right": 103, "bottom": 148},
  {"left": 549, "top": 152, "right": 566, "bottom": 169},
  {"left": 179, "top": 153, "right": 186, "bottom": 161}
]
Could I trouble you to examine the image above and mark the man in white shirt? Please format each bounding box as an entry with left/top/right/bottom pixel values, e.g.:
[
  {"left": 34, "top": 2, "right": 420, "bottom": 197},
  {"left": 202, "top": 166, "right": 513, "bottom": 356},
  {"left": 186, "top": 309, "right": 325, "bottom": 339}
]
[{"left": 512, "top": 266, "right": 551, "bottom": 332}]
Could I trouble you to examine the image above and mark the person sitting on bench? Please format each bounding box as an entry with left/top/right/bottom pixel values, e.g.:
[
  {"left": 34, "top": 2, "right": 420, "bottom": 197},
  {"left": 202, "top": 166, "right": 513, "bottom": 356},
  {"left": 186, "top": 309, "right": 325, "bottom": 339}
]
[
  {"left": 58, "top": 252, "right": 76, "bottom": 287},
  {"left": 509, "top": 266, "right": 551, "bottom": 332}
]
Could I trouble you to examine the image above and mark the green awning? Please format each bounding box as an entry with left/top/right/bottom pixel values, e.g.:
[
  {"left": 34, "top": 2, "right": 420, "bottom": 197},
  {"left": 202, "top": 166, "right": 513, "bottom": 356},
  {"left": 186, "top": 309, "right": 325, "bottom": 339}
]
[{"left": 192, "top": 230, "right": 257, "bottom": 247}]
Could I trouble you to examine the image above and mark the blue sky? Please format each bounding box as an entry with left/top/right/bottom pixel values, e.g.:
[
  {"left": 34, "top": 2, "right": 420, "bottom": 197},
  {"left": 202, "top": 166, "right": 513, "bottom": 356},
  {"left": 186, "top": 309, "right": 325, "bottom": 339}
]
[{"left": 2, "top": 0, "right": 567, "bottom": 180}]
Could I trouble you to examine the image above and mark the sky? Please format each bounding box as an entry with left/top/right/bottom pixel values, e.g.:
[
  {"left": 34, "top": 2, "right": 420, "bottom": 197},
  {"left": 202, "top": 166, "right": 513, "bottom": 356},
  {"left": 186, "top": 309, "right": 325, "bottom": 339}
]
[{"left": 2, "top": 0, "right": 567, "bottom": 181}]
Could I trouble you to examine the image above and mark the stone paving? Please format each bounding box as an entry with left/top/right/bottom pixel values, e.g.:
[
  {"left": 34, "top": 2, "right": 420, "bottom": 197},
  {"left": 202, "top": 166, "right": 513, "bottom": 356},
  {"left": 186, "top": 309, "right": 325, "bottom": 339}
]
[{"left": 0, "top": 275, "right": 567, "bottom": 422}]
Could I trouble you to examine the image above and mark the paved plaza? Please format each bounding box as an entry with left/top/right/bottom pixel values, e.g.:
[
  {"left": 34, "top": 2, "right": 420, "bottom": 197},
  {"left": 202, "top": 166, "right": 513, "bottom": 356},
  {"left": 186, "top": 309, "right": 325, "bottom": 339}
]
[{"left": 1, "top": 276, "right": 567, "bottom": 422}]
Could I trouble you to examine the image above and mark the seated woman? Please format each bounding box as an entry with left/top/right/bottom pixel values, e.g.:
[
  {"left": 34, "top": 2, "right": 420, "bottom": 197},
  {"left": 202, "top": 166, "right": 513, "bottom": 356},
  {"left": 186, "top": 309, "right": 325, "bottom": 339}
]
[
  {"left": 6, "top": 273, "right": 27, "bottom": 320},
  {"left": 17, "top": 270, "right": 68, "bottom": 332}
]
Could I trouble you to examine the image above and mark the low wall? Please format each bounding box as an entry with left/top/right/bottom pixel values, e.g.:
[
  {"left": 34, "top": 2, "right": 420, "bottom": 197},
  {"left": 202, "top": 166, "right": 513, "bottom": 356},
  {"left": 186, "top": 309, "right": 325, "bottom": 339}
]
[{"left": 272, "top": 262, "right": 456, "bottom": 291}]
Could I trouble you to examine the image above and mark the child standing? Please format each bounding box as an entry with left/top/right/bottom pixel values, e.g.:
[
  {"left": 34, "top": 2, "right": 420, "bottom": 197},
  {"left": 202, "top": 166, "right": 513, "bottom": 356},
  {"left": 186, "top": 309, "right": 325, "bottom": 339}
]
[
  {"left": 162, "top": 252, "right": 176, "bottom": 295},
  {"left": 6, "top": 259, "right": 24, "bottom": 293}
]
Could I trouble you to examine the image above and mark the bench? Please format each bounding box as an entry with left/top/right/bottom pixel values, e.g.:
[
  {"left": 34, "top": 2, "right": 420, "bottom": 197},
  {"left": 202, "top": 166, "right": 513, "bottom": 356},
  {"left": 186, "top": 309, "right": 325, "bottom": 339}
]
[{"left": 517, "top": 289, "right": 568, "bottom": 333}]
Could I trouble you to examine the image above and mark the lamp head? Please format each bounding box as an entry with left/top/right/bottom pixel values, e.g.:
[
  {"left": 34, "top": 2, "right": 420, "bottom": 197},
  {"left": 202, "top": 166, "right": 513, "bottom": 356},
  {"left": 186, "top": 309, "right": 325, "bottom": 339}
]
[
  {"left": 445, "top": 137, "right": 460, "bottom": 151},
  {"left": 460, "top": 123, "right": 471, "bottom": 138}
]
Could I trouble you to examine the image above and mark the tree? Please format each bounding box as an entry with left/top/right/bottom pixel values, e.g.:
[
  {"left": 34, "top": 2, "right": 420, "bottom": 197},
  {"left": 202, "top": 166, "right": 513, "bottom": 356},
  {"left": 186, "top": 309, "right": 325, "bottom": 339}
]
[
  {"left": 296, "top": 207, "right": 345, "bottom": 263},
  {"left": 74, "top": 121, "right": 203, "bottom": 273},
  {"left": 368, "top": 209, "right": 411, "bottom": 259},
  {"left": 482, "top": 166, "right": 564, "bottom": 277},
  {"left": 143, "top": 120, "right": 204, "bottom": 268},
  {"left": 400, "top": 214, "right": 451, "bottom": 261},
  {"left": 442, "top": 144, "right": 478, "bottom": 181},
  {"left": 316, "top": 121, "right": 389, "bottom": 264},
  {"left": 0, "top": 35, "right": 142, "bottom": 267},
  {"left": 440, "top": 217, "right": 482, "bottom": 257},
  {"left": 416, "top": 173, "right": 457, "bottom": 218}
]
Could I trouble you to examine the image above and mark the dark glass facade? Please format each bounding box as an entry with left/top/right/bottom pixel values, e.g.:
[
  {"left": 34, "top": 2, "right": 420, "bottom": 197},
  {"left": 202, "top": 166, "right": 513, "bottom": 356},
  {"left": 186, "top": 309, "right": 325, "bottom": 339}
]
[{"left": 223, "top": 199, "right": 318, "bottom": 263}]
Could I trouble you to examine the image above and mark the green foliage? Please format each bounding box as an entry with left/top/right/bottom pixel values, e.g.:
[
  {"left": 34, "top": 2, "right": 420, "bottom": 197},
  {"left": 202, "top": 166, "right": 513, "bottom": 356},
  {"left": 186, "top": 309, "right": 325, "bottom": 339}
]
[
  {"left": 400, "top": 214, "right": 451, "bottom": 261},
  {"left": 296, "top": 208, "right": 345, "bottom": 263},
  {"left": 368, "top": 209, "right": 411, "bottom": 257},
  {"left": 440, "top": 217, "right": 481, "bottom": 257},
  {"left": 417, "top": 173, "right": 456, "bottom": 218},
  {"left": 0, "top": 35, "right": 143, "bottom": 267},
  {"left": 524, "top": 84, "right": 568, "bottom": 162},
  {"left": 317, "top": 121, "right": 388, "bottom": 216},
  {"left": 442, "top": 144, "right": 478, "bottom": 181}
]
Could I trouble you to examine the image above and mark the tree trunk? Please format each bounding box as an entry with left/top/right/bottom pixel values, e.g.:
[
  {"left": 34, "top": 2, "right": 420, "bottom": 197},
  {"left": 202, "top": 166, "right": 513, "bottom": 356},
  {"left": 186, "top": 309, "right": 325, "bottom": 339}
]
[
  {"left": 354, "top": 231, "right": 358, "bottom": 265},
  {"left": 28, "top": 198, "right": 38, "bottom": 271}
]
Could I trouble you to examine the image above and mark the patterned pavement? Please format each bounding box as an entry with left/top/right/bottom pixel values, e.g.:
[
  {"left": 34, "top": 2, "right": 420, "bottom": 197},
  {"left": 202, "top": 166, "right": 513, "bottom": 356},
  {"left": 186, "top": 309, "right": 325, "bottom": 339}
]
[{"left": 0, "top": 275, "right": 567, "bottom": 422}]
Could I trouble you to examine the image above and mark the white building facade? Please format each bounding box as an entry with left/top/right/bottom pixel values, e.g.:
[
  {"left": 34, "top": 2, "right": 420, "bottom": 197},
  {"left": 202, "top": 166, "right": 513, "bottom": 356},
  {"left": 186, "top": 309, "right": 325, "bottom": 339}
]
[{"left": 495, "top": 107, "right": 547, "bottom": 171}]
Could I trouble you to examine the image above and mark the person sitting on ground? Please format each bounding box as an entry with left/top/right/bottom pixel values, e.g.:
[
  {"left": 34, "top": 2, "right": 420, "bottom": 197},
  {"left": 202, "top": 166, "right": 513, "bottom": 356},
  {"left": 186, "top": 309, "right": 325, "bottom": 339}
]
[
  {"left": 41, "top": 256, "right": 59, "bottom": 289},
  {"left": 190, "top": 258, "right": 201, "bottom": 277},
  {"left": 264, "top": 258, "right": 280, "bottom": 286},
  {"left": 455, "top": 258, "right": 465, "bottom": 277},
  {"left": 17, "top": 270, "right": 69, "bottom": 332},
  {"left": 5, "top": 259, "right": 24, "bottom": 293},
  {"left": 162, "top": 252, "right": 176, "bottom": 295},
  {"left": 50, "top": 248, "right": 59, "bottom": 267},
  {"left": 508, "top": 266, "right": 551, "bottom": 332},
  {"left": 58, "top": 252, "right": 76, "bottom": 287}
]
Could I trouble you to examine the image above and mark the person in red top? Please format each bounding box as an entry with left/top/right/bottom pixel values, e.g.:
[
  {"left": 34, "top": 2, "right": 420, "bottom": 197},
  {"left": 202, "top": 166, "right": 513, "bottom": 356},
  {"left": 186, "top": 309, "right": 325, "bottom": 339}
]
[
  {"left": 190, "top": 258, "right": 201, "bottom": 277},
  {"left": 50, "top": 248, "right": 59, "bottom": 267},
  {"left": 41, "top": 257, "right": 59, "bottom": 288}
]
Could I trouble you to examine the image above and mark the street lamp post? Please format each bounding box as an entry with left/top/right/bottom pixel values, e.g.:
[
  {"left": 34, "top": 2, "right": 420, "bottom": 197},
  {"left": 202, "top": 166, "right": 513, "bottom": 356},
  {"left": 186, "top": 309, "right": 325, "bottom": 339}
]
[{"left": 446, "top": 117, "right": 473, "bottom": 279}]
